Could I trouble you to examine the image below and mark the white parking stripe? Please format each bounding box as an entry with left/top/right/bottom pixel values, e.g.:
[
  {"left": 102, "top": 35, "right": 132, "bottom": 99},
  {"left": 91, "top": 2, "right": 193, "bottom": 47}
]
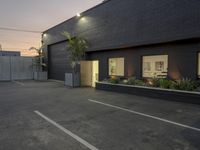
[
  {"left": 34, "top": 111, "right": 99, "bottom": 150},
  {"left": 12, "top": 81, "right": 25, "bottom": 86},
  {"left": 88, "top": 99, "right": 200, "bottom": 132}
]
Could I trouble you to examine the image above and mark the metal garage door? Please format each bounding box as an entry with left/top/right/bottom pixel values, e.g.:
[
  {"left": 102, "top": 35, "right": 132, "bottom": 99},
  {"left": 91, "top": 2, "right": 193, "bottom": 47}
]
[{"left": 48, "top": 42, "right": 71, "bottom": 81}]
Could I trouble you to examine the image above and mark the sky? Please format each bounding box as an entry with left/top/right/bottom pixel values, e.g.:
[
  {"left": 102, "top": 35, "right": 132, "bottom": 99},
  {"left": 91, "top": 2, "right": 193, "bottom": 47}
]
[{"left": 0, "top": 0, "right": 102, "bottom": 56}]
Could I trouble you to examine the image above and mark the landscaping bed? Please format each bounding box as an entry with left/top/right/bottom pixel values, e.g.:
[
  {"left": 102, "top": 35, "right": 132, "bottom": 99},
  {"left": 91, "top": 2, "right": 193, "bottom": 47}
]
[{"left": 96, "top": 78, "right": 200, "bottom": 105}]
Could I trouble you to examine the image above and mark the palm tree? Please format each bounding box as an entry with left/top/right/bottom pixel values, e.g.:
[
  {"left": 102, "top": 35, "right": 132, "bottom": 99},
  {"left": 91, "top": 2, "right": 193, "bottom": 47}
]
[
  {"left": 29, "top": 46, "right": 46, "bottom": 71},
  {"left": 62, "top": 31, "right": 88, "bottom": 73}
]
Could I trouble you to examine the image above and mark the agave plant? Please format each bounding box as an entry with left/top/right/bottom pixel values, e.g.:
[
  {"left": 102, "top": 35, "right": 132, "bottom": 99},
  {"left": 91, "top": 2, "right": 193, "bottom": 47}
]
[
  {"left": 62, "top": 31, "right": 88, "bottom": 73},
  {"left": 29, "top": 46, "right": 46, "bottom": 71}
]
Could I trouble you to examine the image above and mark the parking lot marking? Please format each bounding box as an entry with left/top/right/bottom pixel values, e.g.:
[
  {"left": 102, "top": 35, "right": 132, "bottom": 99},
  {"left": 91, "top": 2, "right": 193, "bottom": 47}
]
[
  {"left": 34, "top": 110, "right": 99, "bottom": 150},
  {"left": 12, "top": 81, "right": 25, "bottom": 86},
  {"left": 88, "top": 99, "right": 200, "bottom": 132}
]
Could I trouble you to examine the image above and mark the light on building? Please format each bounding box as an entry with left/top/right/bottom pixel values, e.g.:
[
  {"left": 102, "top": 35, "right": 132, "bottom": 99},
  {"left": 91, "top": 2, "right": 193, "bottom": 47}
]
[
  {"left": 81, "top": 17, "right": 86, "bottom": 21},
  {"left": 43, "top": 33, "right": 47, "bottom": 37},
  {"left": 76, "top": 13, "right": 81, "bottom": 17}
]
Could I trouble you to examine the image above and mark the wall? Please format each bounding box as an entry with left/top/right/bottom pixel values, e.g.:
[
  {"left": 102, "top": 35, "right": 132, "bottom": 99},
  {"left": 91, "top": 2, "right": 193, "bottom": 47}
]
[
  {"left": 0, "top": 51, "right": 20, "bottom": 56},
  {"left": 43, "top": 0, "right": 200, "bottom": 53},
  {"left": 0, "top": 56, "right": 34, "bottom": 81},
  {"left": 42, "top": 0, "right": 200, "bottom": 80},
  {"left": 87, "top": 40, "right": 200, "bottom": 80}
]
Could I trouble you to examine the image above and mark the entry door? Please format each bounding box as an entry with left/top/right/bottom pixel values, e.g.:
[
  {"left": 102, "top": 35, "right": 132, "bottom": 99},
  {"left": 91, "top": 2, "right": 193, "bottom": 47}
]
[
  {"left": 92, "top": 61, "right": 99, "bottom": 87},
  {"left": 80, "top": 61, "right": 92, "bottom": 86},
  {"left": 80, "top": 61, "right": 99, "bottom": 87}
]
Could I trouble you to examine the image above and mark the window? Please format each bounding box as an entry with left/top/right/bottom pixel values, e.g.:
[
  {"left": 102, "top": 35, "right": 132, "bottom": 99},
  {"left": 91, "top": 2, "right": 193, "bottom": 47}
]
[
  {"left": 142, "top": 55, "right": 168, "bottom": 78},
  {"left": 155, "top": 61, "right": 164, "bottom": 71},
  {"left": 109, "top": 58, "right": 124, "bottom": 76},
  {"left": 198, "top": 53, "right": 200, "bottom": 78}
]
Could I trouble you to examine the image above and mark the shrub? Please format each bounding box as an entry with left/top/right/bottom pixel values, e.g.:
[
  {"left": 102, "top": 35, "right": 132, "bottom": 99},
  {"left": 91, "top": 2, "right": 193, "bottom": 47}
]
[
  {"left": 127, "top": 77, "right": 146, "bottom": 86},
  {"left": 145, "top": 78, "right": 159, "bottom": 87},
  {"left": 108, "top": 77, "right": 120, "bottom": 84},
  {"left": 135, "top": 80, "right": 146, "bottom": 86},
  {"left": 146, "top": 78, "right": 174, "bottom": 89},
  {"left": 105, "top": 76, "right": 200, "bottom": 92},
  {"left": 127, "top": 77, "right": 137, "bottom": 85},
  {"left": 171, "top": 78, "right": 198, "bottom": 91},
  {"left": 157, "top": 79, "right": 174, "bottom": 89}
]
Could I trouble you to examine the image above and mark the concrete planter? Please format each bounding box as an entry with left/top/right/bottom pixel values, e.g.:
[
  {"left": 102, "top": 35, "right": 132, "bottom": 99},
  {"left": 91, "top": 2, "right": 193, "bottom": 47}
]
[
  {"left": 34, "top": 72, "right": 47, "bottom": 81},
  {"left": 96, "top": 82, "right": 200, "bottom": 105},
  {"left": 65, "top": 73, "right": 80, "bottom": 87}
]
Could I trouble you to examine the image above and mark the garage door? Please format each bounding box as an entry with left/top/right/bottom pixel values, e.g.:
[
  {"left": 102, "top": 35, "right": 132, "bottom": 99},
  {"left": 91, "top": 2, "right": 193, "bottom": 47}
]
[{"left": 48, "top": 42, "right": 72, "bottom": 81}]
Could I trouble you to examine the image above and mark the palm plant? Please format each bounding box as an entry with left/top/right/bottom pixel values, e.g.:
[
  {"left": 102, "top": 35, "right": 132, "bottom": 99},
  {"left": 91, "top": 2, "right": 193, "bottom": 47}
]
[
  {"left": 62, "top": 31, "right": 88, "bottom": 73},
  {"left": 29, "top": 46, "right": 46, "bottom": 71}
]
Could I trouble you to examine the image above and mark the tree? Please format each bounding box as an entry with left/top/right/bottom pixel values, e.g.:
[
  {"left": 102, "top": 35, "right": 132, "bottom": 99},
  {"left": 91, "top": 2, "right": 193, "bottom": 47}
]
[
  {"left": 29, "top": 46, "right": 46, "bottom": 71},
  {"left": 62, "top": 32, "right": 88, "bottom": 73}
]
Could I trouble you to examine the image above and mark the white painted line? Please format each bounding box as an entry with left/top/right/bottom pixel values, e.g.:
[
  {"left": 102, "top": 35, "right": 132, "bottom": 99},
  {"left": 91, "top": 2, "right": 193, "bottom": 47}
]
[
  {"left": 88, "top": 99, "right": 200, "bottom": 132},
  {"left": 12, "top": 80, "right": 25, "bottom": 86},
  {"left": 48, "top": 79, "right": 64, "bottom": 84},
  {"left": 34, "top": 110, "right": 99, "bottom": 150}
]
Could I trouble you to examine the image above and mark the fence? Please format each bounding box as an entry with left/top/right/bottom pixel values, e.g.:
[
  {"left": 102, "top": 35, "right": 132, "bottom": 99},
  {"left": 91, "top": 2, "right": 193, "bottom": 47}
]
[{"left": 0, "top": 56, "right": 34, "bottom": 81}]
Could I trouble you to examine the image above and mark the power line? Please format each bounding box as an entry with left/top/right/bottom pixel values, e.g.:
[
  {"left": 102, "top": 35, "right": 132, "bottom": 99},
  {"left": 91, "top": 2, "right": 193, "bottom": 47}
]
[
  {"left": 3, "top": 48, "right": 29, "bottom": 50},
  {"left": 0, "top": 39, "right": 39, "bottom": 44},
  {"left": 0, "top": 27, "right": 42, "bottom": 33}
]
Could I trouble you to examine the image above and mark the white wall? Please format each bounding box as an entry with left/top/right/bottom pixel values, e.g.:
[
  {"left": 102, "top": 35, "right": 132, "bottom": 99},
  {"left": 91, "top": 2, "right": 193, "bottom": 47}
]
[{"left": 0, "top": 56, "right": 34, "bottom": 81}]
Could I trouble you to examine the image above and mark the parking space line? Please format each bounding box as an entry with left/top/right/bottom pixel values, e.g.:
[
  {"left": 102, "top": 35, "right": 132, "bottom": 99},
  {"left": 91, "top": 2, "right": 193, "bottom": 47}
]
[
  {"left": 12, "top": 81, "right": 25, "bottom": 86},
  {"left": 34, "top": 110, "right": 99, "bottom": 150},
  {"left": 88, "top": 99, "right": 200, "bottom": 132}
]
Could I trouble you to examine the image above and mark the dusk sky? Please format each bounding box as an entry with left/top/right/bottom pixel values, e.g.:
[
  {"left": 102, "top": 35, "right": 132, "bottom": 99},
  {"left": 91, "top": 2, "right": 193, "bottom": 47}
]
[{"left": 0, "top": 0, "right": 102, "bottom": 56}]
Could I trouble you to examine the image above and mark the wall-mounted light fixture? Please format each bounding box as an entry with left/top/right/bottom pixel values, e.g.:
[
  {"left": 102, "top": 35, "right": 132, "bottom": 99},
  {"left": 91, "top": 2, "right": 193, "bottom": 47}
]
[
  {"left": 76, "top": 13, "right": 81, "bottom": 17},
  {"left": 43, "top": 33, "right": 47, "bottom": 37}
]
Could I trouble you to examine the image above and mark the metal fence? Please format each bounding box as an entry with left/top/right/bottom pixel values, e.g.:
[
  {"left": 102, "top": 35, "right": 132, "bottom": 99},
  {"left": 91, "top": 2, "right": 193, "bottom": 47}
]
[{"left": 0, "top": 56, "right": 34, "bottom": 81}]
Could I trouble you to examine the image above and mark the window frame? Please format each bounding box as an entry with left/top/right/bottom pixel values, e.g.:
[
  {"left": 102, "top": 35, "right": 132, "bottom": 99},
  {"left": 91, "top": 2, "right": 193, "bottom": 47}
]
[
  {"left": 108, "top": 57, "right": 125, "bottom": 77},
  {"left": 142, "top": 54, "right": 168, "bottom": 78}
]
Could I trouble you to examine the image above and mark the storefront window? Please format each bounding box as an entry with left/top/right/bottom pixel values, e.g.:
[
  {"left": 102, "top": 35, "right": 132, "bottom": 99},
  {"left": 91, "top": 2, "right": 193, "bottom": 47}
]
[
  {"left": 109, "top": 58, "right": 124, "bottom": 76},
  {"left": 143, "top": 55, "right": 168, "bottom": 78}
]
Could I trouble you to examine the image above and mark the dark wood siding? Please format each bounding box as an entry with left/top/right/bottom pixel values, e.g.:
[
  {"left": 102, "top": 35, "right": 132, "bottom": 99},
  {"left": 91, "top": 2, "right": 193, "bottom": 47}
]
[
  {"left": 87, "top": 41, "right": 200, "bottom": 80},
  {"left": 48, "top": 42, "right": 71, "bottom": 81},
  {"left": 43, "top": 0, "right": 200, "bottom": 52}
]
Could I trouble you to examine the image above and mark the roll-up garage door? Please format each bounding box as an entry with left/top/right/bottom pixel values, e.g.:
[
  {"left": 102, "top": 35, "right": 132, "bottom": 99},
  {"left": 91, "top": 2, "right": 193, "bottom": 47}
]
[{"left": 48, "top": 42, "right": 71, "bottom": 81}]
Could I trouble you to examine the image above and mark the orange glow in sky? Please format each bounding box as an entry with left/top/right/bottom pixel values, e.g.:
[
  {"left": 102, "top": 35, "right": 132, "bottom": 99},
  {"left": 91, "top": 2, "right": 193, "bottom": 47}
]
[{"left": 0, "top": 0, "right": 102, "bottom": 56}]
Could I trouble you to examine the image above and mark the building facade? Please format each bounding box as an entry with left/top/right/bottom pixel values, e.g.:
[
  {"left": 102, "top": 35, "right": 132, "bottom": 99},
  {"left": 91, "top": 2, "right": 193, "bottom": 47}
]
[{"left": 42, "top": 0, "right": 200, "bottom": 86}]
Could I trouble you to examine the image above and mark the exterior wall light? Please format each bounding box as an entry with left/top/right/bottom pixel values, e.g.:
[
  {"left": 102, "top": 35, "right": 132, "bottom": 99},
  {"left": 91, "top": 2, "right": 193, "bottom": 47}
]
[
  {"left": 43, "top": 33, "right": 47, "bottom": 37},
  {"left": 76, "top": 13, "right": 81, "bottom": 17}
]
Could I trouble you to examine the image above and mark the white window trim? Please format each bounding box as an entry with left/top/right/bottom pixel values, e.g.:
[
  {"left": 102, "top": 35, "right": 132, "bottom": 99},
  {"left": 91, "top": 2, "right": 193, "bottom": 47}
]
[
  {"left": 108, "top": 57, "right": 125, "bottom": 76},
  {"left": 142, "top": 55, "right": 168, "bottom": 78}
]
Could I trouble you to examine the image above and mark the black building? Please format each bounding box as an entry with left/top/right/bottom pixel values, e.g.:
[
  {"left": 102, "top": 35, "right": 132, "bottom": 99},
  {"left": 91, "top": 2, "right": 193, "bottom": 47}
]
[{"left": 43, "top": 0, "right": 200, "bottom": 87}]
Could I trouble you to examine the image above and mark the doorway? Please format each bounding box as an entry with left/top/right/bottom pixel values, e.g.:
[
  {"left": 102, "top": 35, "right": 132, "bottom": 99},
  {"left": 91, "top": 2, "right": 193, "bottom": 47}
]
[{"left": 80, "top": 60, "right": 99, "bottom": 87}]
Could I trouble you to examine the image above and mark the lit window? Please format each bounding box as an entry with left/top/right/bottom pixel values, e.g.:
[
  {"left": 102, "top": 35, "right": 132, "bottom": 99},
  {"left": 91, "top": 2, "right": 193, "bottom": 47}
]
[
  {"left": 109, "top": 58, "right": 124, "bottom": 76},
  {"left": 142, "top": 55, "right": 168, "bottom": 78},
  {"left": 198, "top": 53, "right": 200, "bottom": 78}
]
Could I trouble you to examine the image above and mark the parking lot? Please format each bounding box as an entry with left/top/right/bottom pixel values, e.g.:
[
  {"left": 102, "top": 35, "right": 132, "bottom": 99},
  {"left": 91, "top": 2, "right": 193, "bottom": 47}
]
[{"left": 0, "top": 80, "right": 200, "bottom": 150}]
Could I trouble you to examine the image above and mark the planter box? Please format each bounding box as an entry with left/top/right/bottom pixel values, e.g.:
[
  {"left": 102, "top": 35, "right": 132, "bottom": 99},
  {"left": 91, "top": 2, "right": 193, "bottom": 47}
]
[
  {"left": 96, "top": 82, "right": 200, "bottom": 105},
  {"left": 65, "top": 73, "right": 80, "bottom": 87},
  {"left": 34, "top": 72, "right": 47, "bottom": 81}
]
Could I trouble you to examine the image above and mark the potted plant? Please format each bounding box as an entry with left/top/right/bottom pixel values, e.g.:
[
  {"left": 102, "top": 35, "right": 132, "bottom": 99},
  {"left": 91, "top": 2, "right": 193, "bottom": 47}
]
[
  {"left": 29, "top": 46, "right": 47, "bottom": 80},
  {"left": 62, "top": 32, "right": 88, "bottom": 87}
]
